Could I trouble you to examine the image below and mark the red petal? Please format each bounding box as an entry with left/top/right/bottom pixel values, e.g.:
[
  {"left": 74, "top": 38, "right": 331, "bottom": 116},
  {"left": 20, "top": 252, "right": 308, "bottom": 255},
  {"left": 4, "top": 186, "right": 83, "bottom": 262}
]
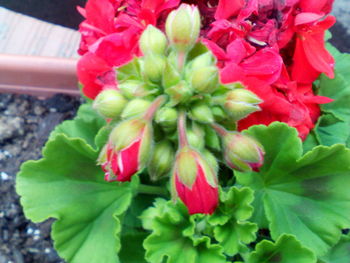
[
  {"left": 117, "top": 139, "right": 141, "bottom": 182},
  {"left": 175, "top": 164, "right": 218, "bottom": 215},
  {"left": 77, "top": 53, "right": 114, "bottom": 99},
  {"left": 215, "top": 0, "right": 245, "bottom": 20}
]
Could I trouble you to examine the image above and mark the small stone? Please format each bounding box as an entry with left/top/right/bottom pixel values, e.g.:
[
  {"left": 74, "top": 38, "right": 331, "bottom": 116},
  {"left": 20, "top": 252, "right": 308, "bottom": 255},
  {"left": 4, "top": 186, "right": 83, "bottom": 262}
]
[{"left": 1, "top": 172, "right": 10, "bottom": 181}]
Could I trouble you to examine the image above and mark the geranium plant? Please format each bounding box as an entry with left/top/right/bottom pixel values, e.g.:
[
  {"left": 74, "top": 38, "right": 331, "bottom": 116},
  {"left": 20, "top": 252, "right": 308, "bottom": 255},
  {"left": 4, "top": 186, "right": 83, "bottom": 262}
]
[{"left": 16, "top": 0, "right": 350, "bottom": 262}]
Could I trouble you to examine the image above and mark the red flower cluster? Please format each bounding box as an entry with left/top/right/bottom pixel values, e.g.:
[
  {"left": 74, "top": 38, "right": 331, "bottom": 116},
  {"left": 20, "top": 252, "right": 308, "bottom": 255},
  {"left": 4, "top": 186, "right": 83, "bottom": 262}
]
[{"left": 77, "top": 0, "right": 335, "bottom": 139}]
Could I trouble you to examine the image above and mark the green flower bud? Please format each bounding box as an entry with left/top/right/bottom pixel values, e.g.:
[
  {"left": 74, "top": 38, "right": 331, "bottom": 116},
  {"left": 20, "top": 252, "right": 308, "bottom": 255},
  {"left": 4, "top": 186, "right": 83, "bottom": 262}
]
[
  {"left": 165, "top": 4, "right": 201, "bottom": 52},
  {"left": 140, "top": 25, "right": 168, "bottom": 55},
  {"left": 155, "top": 107, "right": 178, "bottom": 129},
  {"left": 189, "top": 102, "right": 214, "bottom": 123},
  {"left": 119, "top": 80, "right": 157, "bottom": 99},
  {"left": 223, "top": 89, "right": 262, "bottom": 121},
  {"left": 121, "top": 99, "right": 151, "bottom": 119},
  {"left": 191, "top": 66, "right": 219, "bottom": 94},
  {"left": 109, "top": 118, "right": 150, "bottom": 150},
  {"left": 223, "top": 132, "right": 264, "bottom": 172},
  {"left": 143, "top": 55, "right": 166, "bottom": 83},
  {"left": 93, "top": 89, "right": 127, "bottom": 119},
  {"left": 162, "top": 59, "right": 181, "bottom": 89},
  {"left": 202, "top": 150, "right": 219, "bottom": 173},
  {"left": 148, "top": 140, "right": 175, "bottom": 181},
  {"left": 165, "top": 81, "right": 193, "bottom": 106},
  {"left": 187, "top": 125, "right": 205, "bottom": 150},
  {"left": 212, "top": 106, "right": 228, "bottom": 122},
  {"left": 188, "top": 52, "right": 216, "bottom": 74}
]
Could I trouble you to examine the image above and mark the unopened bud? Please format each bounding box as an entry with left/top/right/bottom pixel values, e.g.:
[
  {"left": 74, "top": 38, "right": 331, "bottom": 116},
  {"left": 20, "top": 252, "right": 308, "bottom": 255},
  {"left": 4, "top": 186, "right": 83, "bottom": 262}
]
[
  {"left": 189, "top": 102, "right": 214, "bottom": 123},
  {"left": 191, "top": 66, "right": 219, "bottom": 94},
  {"left": 223, "top": 89, "right": 262, "bottom": 121},
  {"left": 165, "top": 4, "right": 201, "bottom": 52},
  {"left": 213, "top": 126, "right": 264, "bottom": 172},
  {"left": 162, "top": 59, "right": 181, "bottom": 89},
  {"left": 186, "top": 123, "right": 205, "bottom": 150},
  {"left": 202, "top": 150, "right": 218, "bottom": 173},
  {"left": 212, "top": 106, "right": 228, "bottom": 122},
  {"left": 148, "top": 140, "right": 175, "bottom": 181},
  {"left": 166, "top": 81, "right": 193, "bottom": 106},
  {"left": 121, "top": 99, "right": 151, "bottom": 119},
  {"left": 155, "top": 107, "right": 178, "bottom": 129},
  {"left": 143, "top": 55, "right": 166, "bottom": 83},
  {"left": 172, "top": 146, "right": 218, "bottom": 214},
  {"left": 119, "top": 80, "right": 157, "bottom": 99},
  {"left": 140, "top": 25, "right": 167, "bottom": 55},
  {"left": 93, "top": 89, "right": 127, "bottom": 119}
]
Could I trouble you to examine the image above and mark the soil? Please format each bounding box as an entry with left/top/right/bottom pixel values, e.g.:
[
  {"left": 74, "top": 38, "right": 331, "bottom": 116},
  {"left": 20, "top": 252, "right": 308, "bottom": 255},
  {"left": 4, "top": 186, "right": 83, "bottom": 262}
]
[{"left": 0, "top": 94, "right": 81, "bottom": 263}]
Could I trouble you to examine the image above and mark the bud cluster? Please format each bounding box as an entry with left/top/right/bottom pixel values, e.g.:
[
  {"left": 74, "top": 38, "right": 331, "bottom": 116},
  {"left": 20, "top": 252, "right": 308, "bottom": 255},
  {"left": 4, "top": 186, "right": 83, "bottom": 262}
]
[{"left": 93, "top": 4, "right": 265, "bottom": 215}]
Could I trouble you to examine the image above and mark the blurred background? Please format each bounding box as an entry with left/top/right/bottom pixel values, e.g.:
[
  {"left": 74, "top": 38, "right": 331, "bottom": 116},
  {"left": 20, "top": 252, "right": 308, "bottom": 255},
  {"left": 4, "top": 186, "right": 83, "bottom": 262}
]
[{"left": 0, "top": 0, "right": 349, "bottom": 263}]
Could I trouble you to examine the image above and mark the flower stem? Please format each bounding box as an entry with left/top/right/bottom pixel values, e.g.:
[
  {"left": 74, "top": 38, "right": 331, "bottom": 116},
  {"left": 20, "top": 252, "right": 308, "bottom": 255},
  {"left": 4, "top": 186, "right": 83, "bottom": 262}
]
[
  {"left": 211, "top": 123, "right": 228, "bottom": 136},
  {"left": 138, "top": 184, "right": 168, "bottom": 196},
  {"left": 143, "top": 95, "right": 167, "bottom": 120},
  {"left": 178, "top": 110, "right": 189, "bottom": 147}
]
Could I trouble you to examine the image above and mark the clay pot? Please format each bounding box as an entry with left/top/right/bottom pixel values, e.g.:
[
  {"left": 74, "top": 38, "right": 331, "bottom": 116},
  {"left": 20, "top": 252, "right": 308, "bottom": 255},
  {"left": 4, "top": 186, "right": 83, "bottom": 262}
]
[{"left": 0, "top": 54, "right": 79, "bottom": 97}]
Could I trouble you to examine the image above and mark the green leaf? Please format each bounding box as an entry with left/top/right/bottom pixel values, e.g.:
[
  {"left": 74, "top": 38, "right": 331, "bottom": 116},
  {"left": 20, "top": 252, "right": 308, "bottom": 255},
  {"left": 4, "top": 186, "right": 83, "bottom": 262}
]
[
  {"left": 141, "top": 199, "right": 226, "bottom": 263},
  {"left": 17, "top": 134, "right": 136, "bottom": 263},
  {"left": 208, "top": 187, "right": 258, "bottom": 256},
  {"left": 50, "top": 104, "right": 106, "bottom": 149},
  {"left": 314, "top": 45, "right": 350, "bottom": 147},
  {"left": 247, "top": 234, "right": 316, "bottom": 263},
  {"left": 321, "top": 234, "right": 350, "bottom": 263},
  {"left": 236, "top": 122, "right": 350, "bottom": 256},
  {"left": 119, "top": 194, "right": 156, "bottom": 263}
]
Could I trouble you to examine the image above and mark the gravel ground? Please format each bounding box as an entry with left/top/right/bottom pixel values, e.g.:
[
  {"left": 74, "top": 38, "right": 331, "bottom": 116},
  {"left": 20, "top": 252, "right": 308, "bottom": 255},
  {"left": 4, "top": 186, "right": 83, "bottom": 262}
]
[{"left": 0, "top": 94, "right": 81, "bottom": 263}]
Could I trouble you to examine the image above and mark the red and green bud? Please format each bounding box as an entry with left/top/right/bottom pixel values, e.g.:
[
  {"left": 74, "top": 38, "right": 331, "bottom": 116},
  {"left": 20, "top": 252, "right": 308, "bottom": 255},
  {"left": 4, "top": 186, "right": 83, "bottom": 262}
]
[
  {"left": 98, "top": 96, "right": 166, "bottom": 182},
  {"left": 148, "top": 140, "right": 175, "bottom": 181},
  {"left": 172, "top": 112, "right": 218, "bottom": 215},
  {"left": 121, "top": 99, "right": 151, "bottom": 119},
  {"left": 223, "top": 89, "right": 262, "bottom": 121},
  {"left": 212, "top": 124, "right": 264, "bottom": 172},
  {"left": 139, "top": 25, "right": 168, "bottom": 56},
  {"left": 165, "top": 4, "right": 201, "bottom": 52},
  {"left": 93, "top": 89, "right": 127, "bottom": 119},
  {"left": 173, "top": 146, "right": 218, "bottom": 215}
]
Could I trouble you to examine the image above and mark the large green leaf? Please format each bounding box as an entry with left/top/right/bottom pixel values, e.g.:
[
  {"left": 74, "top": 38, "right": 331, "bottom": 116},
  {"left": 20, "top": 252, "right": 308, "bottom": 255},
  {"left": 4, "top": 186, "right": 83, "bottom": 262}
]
[
  {"left": 247, "top": 234, "right": 316, "bottom": 263},
  {"left": 141, "top": 199, "right": 226, "bottom": 263},
  {"left": 321, "top": 234, "right": 350, "bottom": 263},
  {"left": 17, "top": 134, "right": 136, "bottom": 263},
  {"left": 314, "top": 45, "right": 350, "bottom": 147},
  {"left": 208, "top": 187, "right": 258, "bottom": 256},
  {"left": 236, "top": 122, "right": 350, "bottom": 256},
  {"left": 50, "top": 104, "right": 106, "bottom": 149}
]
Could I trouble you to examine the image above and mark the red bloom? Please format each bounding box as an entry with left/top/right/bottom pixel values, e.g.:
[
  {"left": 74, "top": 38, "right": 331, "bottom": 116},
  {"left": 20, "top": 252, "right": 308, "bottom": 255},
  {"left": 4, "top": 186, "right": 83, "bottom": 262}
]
[
  {"left": 173, "top": 147, "right": 218, "bottom": 215},
  {"left": 291, "top": 14, "right": 336, "bottom": 83},
  {"left": 237, "top": 75, "right": 333, "bottom": 139},
  {"left": 77, "top": 53, "right": 116, "bottom": 99},
  {"left": 299, "top": 0, "right": 334, "bottom": 14}
]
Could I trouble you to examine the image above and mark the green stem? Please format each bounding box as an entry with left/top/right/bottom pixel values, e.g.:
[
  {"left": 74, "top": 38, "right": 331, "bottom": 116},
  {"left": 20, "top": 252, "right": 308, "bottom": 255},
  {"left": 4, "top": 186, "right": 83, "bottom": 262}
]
[{"left": 138, "top": 184, "right": 168, "bottom": 196}]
